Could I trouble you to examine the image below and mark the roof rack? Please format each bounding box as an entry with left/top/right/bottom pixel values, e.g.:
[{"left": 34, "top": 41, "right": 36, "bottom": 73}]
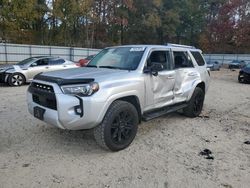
[{"left": 165, "top": 43, "right": 196, "bottom": 49}]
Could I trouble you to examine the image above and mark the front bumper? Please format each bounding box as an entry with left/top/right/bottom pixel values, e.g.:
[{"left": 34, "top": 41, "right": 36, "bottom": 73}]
[
  {"left": 243, "top": 72, "right": 250, "bottom": 82},
  {"left": 27, "top": 81, "right": 106, "bottom": 130},
  {"left": 0, "top": 72, "right": 6, "bottom": 82}
]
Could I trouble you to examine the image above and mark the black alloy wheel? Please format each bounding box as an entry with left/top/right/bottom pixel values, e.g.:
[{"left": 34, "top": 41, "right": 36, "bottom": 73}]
[
  {"left": 110, "top": 110, "right": 134, "bottom": 145},
  {"left": 94, "top": 100, "right": 139, "bottom": 151},
  {"left": 183, "top": 87, "right": 205, "bottom": 117}
]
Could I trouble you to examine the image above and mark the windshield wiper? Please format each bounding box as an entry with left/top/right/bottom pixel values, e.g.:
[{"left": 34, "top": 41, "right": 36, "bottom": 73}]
[
  {"left": 99, "top": 66, "right": 121, "bottom": 69},
  {"left": 86, "top": 65, "right": 97, "bottom": 68}
]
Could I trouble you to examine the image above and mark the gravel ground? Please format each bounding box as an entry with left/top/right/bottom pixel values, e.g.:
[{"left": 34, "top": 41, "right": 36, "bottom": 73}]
[{"left": 0, "top": 69, "right": 249, "bottom": 188}]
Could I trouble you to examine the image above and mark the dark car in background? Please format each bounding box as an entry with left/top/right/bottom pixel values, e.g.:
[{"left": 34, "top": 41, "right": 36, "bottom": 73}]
[
  {"left": 206, "top": 60, "right": 221, "bottom": 71},
  {"left": 228, "top": 60, "right": 246, "bottom": 69},
  {"left": 238, "top": 63, "right": 250, "bottom": 83}
]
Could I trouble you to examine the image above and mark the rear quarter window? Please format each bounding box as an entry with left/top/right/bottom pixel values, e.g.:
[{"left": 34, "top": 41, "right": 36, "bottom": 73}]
[
  {"left": 49, "top": 59, "right": 65, "bottom": 65},
  {"left": 191, "top": 51, "right": 205, "bottom": 66}
]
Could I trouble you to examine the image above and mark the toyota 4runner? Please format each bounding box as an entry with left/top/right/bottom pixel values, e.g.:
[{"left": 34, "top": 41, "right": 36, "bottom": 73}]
[{"left": 27, "top": 44, "right": 210, "bottom": 151}]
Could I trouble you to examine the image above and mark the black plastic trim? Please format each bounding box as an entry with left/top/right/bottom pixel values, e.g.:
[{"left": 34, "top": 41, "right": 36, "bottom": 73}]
[
  {"left": 142, "top": 102, "right": 188, "bottom": 121},
  {"left": 34, "top": 74, "right": 94, "bottom": 86},
  {"left": 28, "top": 85, "right": 57, "bottom": 110},
  {"left": 74, "top": 95, "right": 84, "bottom": 117}
]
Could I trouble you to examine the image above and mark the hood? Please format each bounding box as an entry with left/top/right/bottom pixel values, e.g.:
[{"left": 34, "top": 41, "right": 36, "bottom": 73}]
[
  {"left": 0, "top": 64, "right": 14, "bottom": 71},
  {"left": 242, "top": 67, "right": 250, "bottom": 74},
  {"left": 38, "top": 67, "right": 129, "bottom": 82},
  {"left": 0, "top": 64, "right": 25, "bottom": 72}
]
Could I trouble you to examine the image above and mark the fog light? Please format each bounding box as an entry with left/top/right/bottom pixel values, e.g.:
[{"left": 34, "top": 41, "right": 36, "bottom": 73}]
[{"left": 74, "top": 105, "right": 83, "bottom": 116}]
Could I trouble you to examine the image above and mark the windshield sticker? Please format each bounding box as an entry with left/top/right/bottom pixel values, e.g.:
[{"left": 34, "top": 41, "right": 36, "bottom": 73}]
[{"left": 130, "top": 47, "right": 145, "bottom": 52}]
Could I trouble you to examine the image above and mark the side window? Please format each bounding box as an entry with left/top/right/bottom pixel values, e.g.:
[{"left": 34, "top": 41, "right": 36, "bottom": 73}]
[
  {"left": 36, "top": 59, "right": 49, "bottom": 66},
  {"left": 191, "top": 51, "right": 205, "bottom": 66},
  {"left": 49, "top": 58, "right": 65, "bottom": 65},
  {"left": 147, "top": 51, "right": 171, "bottom": 70},
  {"left": 173, "top": 51, "right": 194, "bottom": 69}
]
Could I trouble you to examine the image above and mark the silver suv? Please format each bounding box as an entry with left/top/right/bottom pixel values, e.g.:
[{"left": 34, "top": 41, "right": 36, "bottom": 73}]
[{"left": 27, "top": 44, "right": 210, "bottom": 151}]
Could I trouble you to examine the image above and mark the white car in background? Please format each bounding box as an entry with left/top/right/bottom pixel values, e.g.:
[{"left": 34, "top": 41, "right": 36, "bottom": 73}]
[{"left": 0, "top": 56, "right": 78, "bottom": 86}]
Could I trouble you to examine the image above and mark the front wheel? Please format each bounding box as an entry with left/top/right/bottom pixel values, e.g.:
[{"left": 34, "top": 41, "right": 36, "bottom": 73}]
[
  {"left": 183, "top": 87, "right": 205, "bottom": 118},
  {"left": 94, "top": 100, "right": 139, "bottom": 151},
  {"left": 8, "top": 73, "right": 25, "bottom": 86}
]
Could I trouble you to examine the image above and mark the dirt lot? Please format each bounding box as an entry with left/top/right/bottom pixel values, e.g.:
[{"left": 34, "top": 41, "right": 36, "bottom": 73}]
[{"left": 0, "top": 69, "right": 249, "bottom": 188}]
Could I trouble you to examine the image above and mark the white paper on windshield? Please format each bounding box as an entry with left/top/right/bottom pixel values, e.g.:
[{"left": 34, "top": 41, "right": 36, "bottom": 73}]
[{"left": 130, "top": 47, "right": 145, "bottom": 52}]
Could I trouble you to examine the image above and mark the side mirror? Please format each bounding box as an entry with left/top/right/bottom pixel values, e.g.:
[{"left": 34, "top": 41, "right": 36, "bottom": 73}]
[
  {"left": 30, "top": 62, "right": 37, "bottom": 67},
  {"left": 150, "top": 62, "right": 164, "bottom": 76}
]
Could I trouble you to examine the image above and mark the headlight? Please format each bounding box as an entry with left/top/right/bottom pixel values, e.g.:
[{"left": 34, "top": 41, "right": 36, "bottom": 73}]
[{"left": 61, "top": 82, "right": 99, "bottom": 96}]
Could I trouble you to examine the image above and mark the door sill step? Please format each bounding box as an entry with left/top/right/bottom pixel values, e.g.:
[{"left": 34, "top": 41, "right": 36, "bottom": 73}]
[{"left": 142, "top": 102, "right": 188, "bottom": 121}]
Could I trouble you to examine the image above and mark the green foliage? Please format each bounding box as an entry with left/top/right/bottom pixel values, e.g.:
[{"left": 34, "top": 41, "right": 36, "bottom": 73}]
[{"left": 0, "top": 0, "right": 249, "bottom": 53}]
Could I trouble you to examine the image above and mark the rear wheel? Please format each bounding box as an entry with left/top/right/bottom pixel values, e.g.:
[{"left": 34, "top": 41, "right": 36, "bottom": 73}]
[
  {"left": 94, "top": 100, "right": 139, "bottom": 151},
  {"left": 183, "top": 87, "right": 205, "bottom": 117},
  {"left": 8, "top": 73, "right": 25, "bottom": 86}
]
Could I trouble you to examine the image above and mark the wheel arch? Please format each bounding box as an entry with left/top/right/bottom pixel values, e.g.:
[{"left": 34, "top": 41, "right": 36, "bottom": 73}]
[
  {"left": 196, "top": 82, "right": 205, "bottom": 93},
  {"left": 187, "top": 81, "right": 206, "bottom": 101},
  {"left": 115, "top": 95, "right": 142, "bottom": 123},
  {"left": 8, "top": 72, "right": 26, "bottom": 86}
]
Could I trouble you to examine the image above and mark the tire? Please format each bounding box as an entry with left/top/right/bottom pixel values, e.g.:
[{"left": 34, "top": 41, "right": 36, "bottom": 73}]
[
  {"left": 8, "top": 73, "right": 25, "bottom": 86},
  {"left": 183, "top": 87, "right": 205, "bottom": 118},
  {"left": 238, "top": 74, "right": 245, "bottom": 83},
  {"left": 94, "top": 100, "right": 139, "bottom": 151}
]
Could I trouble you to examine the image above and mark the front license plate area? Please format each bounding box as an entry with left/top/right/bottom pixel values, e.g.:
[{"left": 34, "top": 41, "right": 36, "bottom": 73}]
[{"left": 34, "top": 106, "right": 45, "bottom": 120}]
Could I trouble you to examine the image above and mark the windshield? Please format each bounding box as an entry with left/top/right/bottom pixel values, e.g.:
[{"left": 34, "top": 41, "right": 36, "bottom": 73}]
[
  {"left": 16, "top": 57, "right": 36, "bottom": 66},
  {"left": 87, "top": 47, "right": 145, "bottom": 70},
  {"left": 232, "top": 60, "right": 240, "bottom": 64},
  {"left": 245, "top": 63, "right": 250, "bottom": 68}
]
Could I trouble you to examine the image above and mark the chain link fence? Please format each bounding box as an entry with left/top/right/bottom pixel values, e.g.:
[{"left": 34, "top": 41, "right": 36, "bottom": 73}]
[
  {"left": 1, "top": 43, "right": 250, "bottom": 65},
  {"left": 204, "top": 54, "right": 250, "bottom": 65},
  {"left": 0, "top": 43, "right": 100, "bottom": 64}
]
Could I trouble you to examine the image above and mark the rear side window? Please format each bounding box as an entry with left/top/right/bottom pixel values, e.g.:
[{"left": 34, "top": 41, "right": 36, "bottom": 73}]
[
  {"left": 191, "top": 51, "right": 205, "bottom": 66},
  {"left": 49, "top": 58, "right": 65, "bottom": 65},
  {"left": 148, "top": 51, "right": 172, "bottom": 70},
  {"left": 173, "top": 51, "right": 194, "bottom": 69},
  {"left": 36, "top": 59, "right": 49, "bottom": 66}
]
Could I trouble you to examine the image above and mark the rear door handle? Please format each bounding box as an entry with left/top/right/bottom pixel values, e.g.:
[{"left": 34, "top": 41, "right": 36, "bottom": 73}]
[{"left": 45, "top": 67, "right": 49, "bottom": 69}]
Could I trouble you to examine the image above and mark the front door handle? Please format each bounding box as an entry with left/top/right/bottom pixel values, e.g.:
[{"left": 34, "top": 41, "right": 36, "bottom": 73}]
[
  {"left": 167, "top": 75, "right": 175, "bottom": 79},
  {"left": 188, "top": 72, "right": 198, "bottom": 77},
  {"left": 45, "top": 67, "right": 49, "bottom": 69}
]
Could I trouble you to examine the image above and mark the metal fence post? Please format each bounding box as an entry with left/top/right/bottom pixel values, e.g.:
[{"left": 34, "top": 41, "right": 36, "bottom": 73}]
[
  {"left": 29, "top": 45, "right": 32, "bottom": 57},
  {"left": 4, "top": 43, "right": 8, "bottom": 64},
  {"left": 70, "top": 47, "right": 74, "bottom": 61}
]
